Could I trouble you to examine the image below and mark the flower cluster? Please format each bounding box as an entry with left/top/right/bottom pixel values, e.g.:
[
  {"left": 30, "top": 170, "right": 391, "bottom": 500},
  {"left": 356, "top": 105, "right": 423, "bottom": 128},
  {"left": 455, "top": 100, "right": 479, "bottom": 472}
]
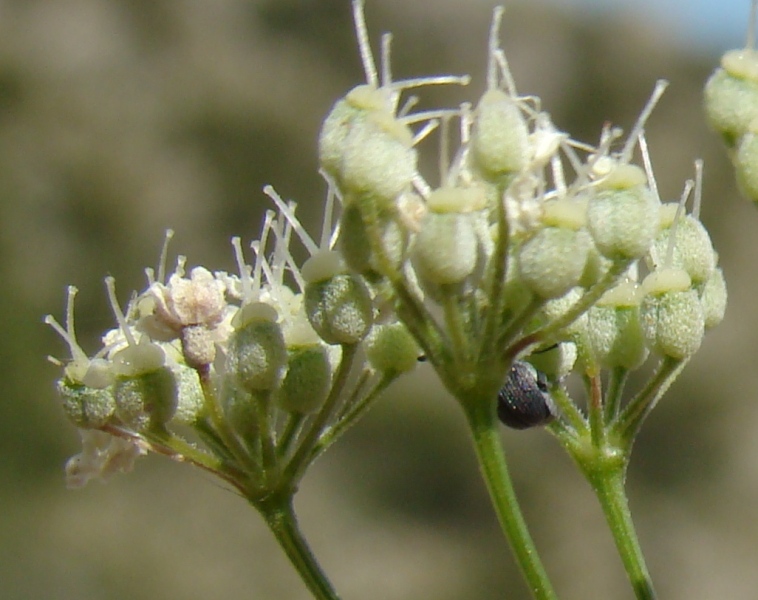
[
  {"left": 316, "top": 2, "right": 726, "bottom": 422},
  {"left": 47, "top": 0, "right": 728, "bottom": 496},
  {"left": 47, "top": 182, "right": 418, "bottom": 492},
  {"left": 705, "top": 3, "right": 758, "bottom": 203}
]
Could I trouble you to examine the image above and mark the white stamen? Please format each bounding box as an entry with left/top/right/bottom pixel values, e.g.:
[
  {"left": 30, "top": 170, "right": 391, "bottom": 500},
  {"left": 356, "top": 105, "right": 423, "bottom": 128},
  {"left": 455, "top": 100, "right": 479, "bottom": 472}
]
[
  {"left": 638, "top": 131, "right": 660, "bottom": 203},
  {"left": 621, "top": 79, "right": 668, "bottom": 163},
  {"left": 231, "top": 236, "right": 253, "bottom": 302},
  {"left": 693, "top": 159, "right": 704, "bottom": 220},
  {"left": 665, "top": 179, "right": 694, "bottom": 268},
  {"left": 157, "top": 229, "right": 174, "bottom": 285},
  {"left": 44, "top": 286, "right": 89, "bottom": 364},
  {"left": 352, "top": 0, "right": 378, "bottom": 88},
  {"left": 105, "top": 277, "right": 136, "bottom": 347},
  {"left": 487, "top": 6, "right": 505, "bottom": 91},
  {"left": 263, "top": 185, "right": 319, "bottom": 256},
  {"left": 381, "top": 32, "right": 393, "bottom": 89},
  {"left": 411, "top": 119, "right": 439, "bottom": 146}
]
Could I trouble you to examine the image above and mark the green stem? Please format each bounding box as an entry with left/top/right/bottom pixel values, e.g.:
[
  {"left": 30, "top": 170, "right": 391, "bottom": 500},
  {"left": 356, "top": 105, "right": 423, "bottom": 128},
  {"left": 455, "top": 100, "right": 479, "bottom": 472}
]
[
  {"left": 585, "top": 468, "right": 656, "bottom": 600},
  {"left": 257, "top": 497, "right": 340, "bottom": 600},
  {"left": 464, "top": 400, "right": 557, "bottom": 600},
  {"left": 313, "top": 372, "right": 397, "bottom": 459},
  {"left": 613, "top": 356, "right": 686, "bottom": 442},
  {"left": 604, "top": 367, "right": 629, "bottom": 424}
]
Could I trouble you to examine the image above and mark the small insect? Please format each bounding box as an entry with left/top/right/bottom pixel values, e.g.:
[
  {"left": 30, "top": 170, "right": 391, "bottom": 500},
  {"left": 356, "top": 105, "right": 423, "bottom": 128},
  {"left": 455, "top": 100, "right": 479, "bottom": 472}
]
[{"left": 497, "top": 361, "right": 557, "bottom": 430}]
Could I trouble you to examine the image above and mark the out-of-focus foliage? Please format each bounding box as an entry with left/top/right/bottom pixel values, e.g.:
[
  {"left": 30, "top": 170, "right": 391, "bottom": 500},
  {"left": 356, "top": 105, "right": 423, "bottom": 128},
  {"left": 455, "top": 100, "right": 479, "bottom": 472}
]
[{"left": 5, "top": 1, "right": 756, "bottom": 599}]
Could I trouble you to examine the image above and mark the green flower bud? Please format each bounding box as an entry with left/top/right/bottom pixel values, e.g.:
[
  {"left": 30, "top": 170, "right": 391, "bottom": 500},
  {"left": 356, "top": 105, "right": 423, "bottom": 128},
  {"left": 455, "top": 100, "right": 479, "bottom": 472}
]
[
  {"left": 227, "top": 304, "right": 287, "bottom": 392},
  {"left": 222, "top": 382, "right": 259, "bottom": 445},
  {"left": 586, "top": 284, "right": 648, "bottom": 370},
  {"left": 640, "top": 270, "right": 704, "bottom": 359},
  {"left": 277, "top": 345, "right": 332, "bottom": 415},
  {"left": 171, "top": 364, "right": 205, "bottom": 425},
  {"left": 305, "top": 274, "right": 373, "bottom": 345},
  {"left": 58, "top": 379, "right": 116, "bottom": 429},
  {"left": 648, "top": 211, "right": 715, "bottom": 285},
  {"left": 704, "top": 49, "right": 758, "bottom": 148},
  {"left": 338, "top": 203, "right": 409, "bottom": 276},
  {"left": 113, "top": 366, "right": 178, "bottom": 430},
  {"left": 517, "top": 227, "right": 589, "bottom": 299},
  {"left": 735, "top": 125, "right": 758, "bottom": 202},
  {"left": 365, "top": 322, "right": 419, "bottom": 374},
  {"left": 587, "top": 167, "right": 660, "bottom": 260},
  {"left": 413, "top": 212, "right": 478, "bottom": 285},
  {"left": 471, "top": 89, "right": 530, "bottom": 182},
  {"left": 526, "top": 342, "right": 577, "bottom": 378},
  {"left": 319, "top": 86, "right": 416, "bottom": 205},
  {"left": 701, "top": 267, "right": 727, "bottom": 329}
]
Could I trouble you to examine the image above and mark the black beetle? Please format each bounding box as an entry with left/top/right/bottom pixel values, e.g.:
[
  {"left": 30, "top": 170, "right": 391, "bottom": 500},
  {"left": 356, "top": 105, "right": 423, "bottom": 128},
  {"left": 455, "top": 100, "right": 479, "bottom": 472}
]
[{"left": 497, "top": 361, "right": 557, "bottom": 429}]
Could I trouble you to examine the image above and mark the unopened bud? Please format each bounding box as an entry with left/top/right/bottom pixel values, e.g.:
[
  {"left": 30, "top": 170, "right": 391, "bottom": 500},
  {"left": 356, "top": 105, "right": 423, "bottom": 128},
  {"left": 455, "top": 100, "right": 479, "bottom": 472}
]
[
  {"left": 735, "top": 124, "right": 758, "bottom": 202},
  {"left": 471, "top": 90, "right": 530, "bottom": 182},
  {"left": 58, "top": 379, "right": 116, "bottom": 429},
  {"left": 701, "top": 267, "right": 727, "bottom": 329},
  {"left": 648, "top": 211, "right": 715, "bottom": 285},
  {"left": 704, "top": 49, "right": 758, "bottom": 148},
  {"left": 113, "top": 366, "right": 178, "bottom": 430},
  {"left": 517, "top": 227, "right": 589, "bottom": 299},
  {"left": 277, "top": 345, "right": 332, "bottom": 414},
  {"left": 365, "top": 322, "right": 419, "bottom": 374},
  {"left": 587, "top": 168, "right": 660, "bottom": 260},
  {"left": 305, "top": 274, "right": 373, "bottom": 345},
  {"left": 227, "top": 305, "right": 287, "bottom": 392},
  {"left": 587, "top": 288, "right": 648, "bottom": 370},
  {"left": 640, "top": 270, "right": 704, "bottom": 359}
]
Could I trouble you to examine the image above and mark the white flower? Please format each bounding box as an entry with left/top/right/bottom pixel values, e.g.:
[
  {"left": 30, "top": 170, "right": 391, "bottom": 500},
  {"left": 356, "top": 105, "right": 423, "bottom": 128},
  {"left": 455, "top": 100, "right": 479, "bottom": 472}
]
[
  {"left": 150, "top": 266, "right": 227, "bottom": 331},
  {"left": 64, "top": 429, "right": 147, "bottom": 489}
]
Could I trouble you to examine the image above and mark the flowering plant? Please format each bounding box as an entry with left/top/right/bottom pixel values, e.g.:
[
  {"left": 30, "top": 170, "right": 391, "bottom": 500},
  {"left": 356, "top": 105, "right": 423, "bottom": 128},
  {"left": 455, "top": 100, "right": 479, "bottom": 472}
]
[{"left": 45, "top": 1, "right": 741, "bottom": 598}]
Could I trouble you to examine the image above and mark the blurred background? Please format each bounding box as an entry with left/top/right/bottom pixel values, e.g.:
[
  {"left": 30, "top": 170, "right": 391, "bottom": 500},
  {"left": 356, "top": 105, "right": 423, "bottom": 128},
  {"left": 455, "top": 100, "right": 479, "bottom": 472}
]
[{"left": 3, "top": 0, "right": 757, "bottom": 598}]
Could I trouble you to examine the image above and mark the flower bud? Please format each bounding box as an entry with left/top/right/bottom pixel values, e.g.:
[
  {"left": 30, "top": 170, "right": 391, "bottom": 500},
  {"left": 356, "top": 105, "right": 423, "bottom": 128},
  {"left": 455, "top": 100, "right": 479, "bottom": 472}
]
[
  {"left": 517, "top": 227, "right": 589, "bottom": 299},
  {"left": 365, "top": 322, "right": 419, "bottom": 374},
  {"left": 319, "top": 86, "right": 416, "bottom": 205},
  {"left": 305, "top": 274, "right": 373, "bottom": 345},
  {"left": 735, "top": 125, "right": 758, "bottom": 202},
  {"left": 471, "top": 90, "right": 530, "bottom": 182},
  {"left": 338, "top": 203, "right": 409, "bottom": 276},
  {"left": 113, "top": 366, "right": 178, "bottom": 430},
  {"left": 704, "top": 49, "right": 758, "bottom": 148},
  {"left": 413, "top": 212, "right": 478, "bottom": 286},
  {"left": 586, "top": 283, "right": 648, "bottom": 370},
  {"left": 587, "top": 167, "right": 660, "bottom": 260},
  {"left": 171, "top": 364, "right": 205, "bottom": 425},
  {"left": 648, "top": 211, "right": 715, "bottom": 285},
  {"left": 701, "top": 267, "right": 727, "bottom": 329},
  {"left": 227, "top": 304, "right": 287, "bottom": 392},
  {"left": 277, "top": 345, "right": 332, "bottom": 415},
  {"left": 640, "top": 269, "right": 704, "bottom": 359},
  {"left": 526, "top": 343, "right": 577, "bottom": 379},
  {"left": 57, "top": 379, "right": 116, "bottom": 429}
]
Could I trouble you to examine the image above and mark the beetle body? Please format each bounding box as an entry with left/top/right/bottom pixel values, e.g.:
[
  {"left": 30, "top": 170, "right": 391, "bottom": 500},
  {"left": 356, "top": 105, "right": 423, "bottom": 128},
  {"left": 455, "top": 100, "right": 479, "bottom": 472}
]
[{"left": 497, "top": 361, "right": 556, "bottom": 429}]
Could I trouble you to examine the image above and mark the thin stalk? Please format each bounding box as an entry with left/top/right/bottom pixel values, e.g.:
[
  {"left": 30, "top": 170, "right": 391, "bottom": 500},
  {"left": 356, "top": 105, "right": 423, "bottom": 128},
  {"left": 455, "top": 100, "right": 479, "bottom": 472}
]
[
  {"left": 463, "top": 399, "right": 558, "bottom": 600},
  {"left": 547, "top": 384, "right": 587, "bottom": 433},
  {"left": 313, "top": 372, "right": 398, "bottom": 459},
  {"left": 613, "top": 356, "right": 685, "bottom": 442},
  {"left": 604, "top": 367, "right": 629, "bottom": 424},
  {"left": 257, "top": 497, "right": 340, "bottom": 600},
  {"left": 585, "top": 468, "right": 656, "bottom": 600},
  {"left": 195, "top": 365, "right": 259, "bottom": 474},
  {"left": 277, "top": 413, "right": 306, "bottom": 459},
  {"left": 587, "top": 373, "right": 606, "bottom": 448}
]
